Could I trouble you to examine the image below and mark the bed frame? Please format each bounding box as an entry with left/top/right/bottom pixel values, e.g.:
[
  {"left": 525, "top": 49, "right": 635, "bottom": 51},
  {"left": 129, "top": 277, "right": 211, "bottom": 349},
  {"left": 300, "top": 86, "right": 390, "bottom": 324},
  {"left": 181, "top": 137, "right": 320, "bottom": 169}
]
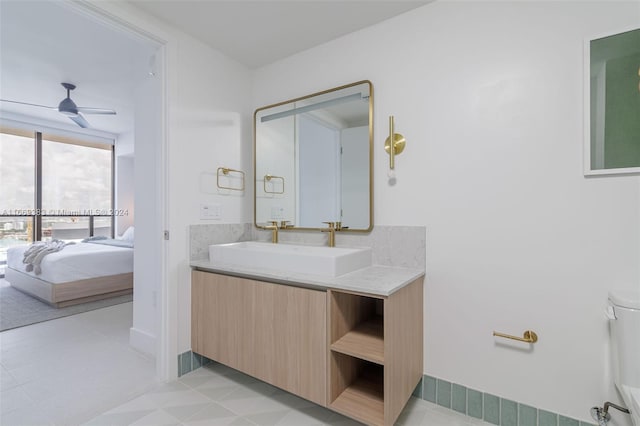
[{"left": 5, "top": 267, "right": 133, "bottom": 308}]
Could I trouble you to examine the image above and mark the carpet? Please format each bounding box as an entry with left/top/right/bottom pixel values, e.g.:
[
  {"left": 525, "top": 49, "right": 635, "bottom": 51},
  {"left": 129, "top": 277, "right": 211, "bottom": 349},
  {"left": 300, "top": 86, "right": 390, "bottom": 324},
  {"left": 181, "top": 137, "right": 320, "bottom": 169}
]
[{"left": 0, "top": 283, "right": 133, "bottom": 332}]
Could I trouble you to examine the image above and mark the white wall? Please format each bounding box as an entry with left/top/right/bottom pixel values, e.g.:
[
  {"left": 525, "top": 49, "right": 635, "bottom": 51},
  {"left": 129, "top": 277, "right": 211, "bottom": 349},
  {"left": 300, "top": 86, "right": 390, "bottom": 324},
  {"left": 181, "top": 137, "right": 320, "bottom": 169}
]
[
  {"left": 115, "top": 155, "right": 134, "bottom": 236},
  {"left": 88, "top": 0, "right": 640, "bottom": 417},
  {"left": 169, "top": 35, "right": 252, "bottom": 355},
  {"left": 297, "top": 115, "right": 340, "bottom": 226},
  {"left": 115, "top": 130, "right": 134, "bottom": 236},
  {"left": 255, "top": 114, "right": 295, "bottom": 224},
  {"left": 88, "top": 0, "right": 253, "bottom": 374},
  {"left": 253, "top": 1, "right": 640, "bottom": 422},
  {"left": 341, "top": 125, "right": 369, "bottom": 229},
  {"left": 130, "top": 65, "right": 162, "bottom": 356},
  {"left": 115, "top": 130, "right": 134, "bottom": 157}
]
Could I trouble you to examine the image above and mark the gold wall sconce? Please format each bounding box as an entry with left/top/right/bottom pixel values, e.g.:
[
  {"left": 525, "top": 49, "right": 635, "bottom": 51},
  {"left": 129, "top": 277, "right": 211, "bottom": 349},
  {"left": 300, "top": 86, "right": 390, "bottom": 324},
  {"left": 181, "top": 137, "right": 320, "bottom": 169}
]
[{"left": 385, "top": 115, "right": 406, "bottom": 170}]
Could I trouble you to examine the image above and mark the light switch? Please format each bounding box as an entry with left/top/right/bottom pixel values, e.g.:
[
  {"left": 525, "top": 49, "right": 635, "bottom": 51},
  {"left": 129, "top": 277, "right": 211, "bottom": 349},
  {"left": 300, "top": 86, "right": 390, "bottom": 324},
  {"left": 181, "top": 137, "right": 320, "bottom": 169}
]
[
  {"left": 201, "top": 203, "right": 222, "bottom": 220},
  {"left": 270, "top": 206, "right": 284, "bottom": 219}
]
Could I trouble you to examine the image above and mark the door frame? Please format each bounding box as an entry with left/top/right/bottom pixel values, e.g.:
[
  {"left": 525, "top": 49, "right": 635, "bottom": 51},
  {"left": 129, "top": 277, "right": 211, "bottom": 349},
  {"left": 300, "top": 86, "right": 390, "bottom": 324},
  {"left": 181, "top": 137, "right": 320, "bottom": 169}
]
[{"left": 66, "top": 0, "right": 174, "bottom": 381}]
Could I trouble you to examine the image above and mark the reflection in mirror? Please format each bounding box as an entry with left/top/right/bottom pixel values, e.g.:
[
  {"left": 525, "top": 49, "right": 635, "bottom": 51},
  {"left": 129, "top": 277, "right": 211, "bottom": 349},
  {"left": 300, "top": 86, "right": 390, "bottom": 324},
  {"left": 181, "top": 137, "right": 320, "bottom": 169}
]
[
  {"left": 254, "top": 81, "right": 372, "bottom": 231},
  {"left": 586, "top": 27, "right": 640, "bottom": 175}
]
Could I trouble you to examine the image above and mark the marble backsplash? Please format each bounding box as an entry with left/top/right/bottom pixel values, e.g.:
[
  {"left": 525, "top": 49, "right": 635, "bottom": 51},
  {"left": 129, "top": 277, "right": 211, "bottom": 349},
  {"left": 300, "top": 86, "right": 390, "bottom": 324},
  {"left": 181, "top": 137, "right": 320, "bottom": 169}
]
[
  {"left": 190, "top": 223, "right": 425, "bottom": 270},
  {"left": 339, "top": 226, "right": 425, "bottom": 269},
  {"left": 189, "top": 223, "right": 254, "bottom": 261}
]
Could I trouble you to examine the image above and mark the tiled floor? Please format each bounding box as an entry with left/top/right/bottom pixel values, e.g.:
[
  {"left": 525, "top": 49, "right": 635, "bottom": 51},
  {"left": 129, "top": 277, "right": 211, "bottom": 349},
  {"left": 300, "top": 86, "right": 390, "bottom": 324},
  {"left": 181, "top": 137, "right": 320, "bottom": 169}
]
[
  {"left": 85, "top": 362, "right": 491, "bottom": 426},
  {"left": 0, "top": 298, "right": 157, "bottom": 425},
  {"left": 1, "top": 277, "right": 490, "bottom": 426}
]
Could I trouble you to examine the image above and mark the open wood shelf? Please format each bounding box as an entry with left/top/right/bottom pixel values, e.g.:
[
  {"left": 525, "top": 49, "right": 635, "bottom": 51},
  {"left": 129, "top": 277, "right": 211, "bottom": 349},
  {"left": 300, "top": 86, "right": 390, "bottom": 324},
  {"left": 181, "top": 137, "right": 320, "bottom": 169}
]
[
  {"left": 330, "top": 315, "right": 384, "bottom": 365},
  {"left": 328, "top": 280, "right": 423, "bottom": 425},
  {"left": 330, "top": 367, "right": 384, "bottom": 426}
]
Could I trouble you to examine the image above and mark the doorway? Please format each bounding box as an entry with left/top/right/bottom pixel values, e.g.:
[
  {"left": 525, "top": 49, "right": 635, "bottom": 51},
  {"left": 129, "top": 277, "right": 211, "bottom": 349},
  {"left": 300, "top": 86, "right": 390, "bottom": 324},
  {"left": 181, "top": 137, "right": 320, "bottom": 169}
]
[{"left": 0, "top": 0, "right": 170, "bottom": 389}]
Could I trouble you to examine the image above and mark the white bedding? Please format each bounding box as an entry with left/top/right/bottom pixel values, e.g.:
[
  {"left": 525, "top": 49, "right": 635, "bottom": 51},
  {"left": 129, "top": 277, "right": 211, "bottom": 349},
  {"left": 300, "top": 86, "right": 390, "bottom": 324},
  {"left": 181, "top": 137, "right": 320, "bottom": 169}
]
[{"left": 7, "top": 242, "right": 133, "bottom": 284}]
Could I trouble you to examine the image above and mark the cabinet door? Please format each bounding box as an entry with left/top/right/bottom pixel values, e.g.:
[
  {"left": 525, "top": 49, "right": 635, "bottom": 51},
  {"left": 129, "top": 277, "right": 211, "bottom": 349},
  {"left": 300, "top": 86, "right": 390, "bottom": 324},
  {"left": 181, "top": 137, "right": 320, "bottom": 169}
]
[
  {"left": 191, "top": 271, "right": 327, "bottom": 406},
  {"left": 191, "top": 271, "right": 253, "bottom": 373},
  {"left": 253, "top": 280, "right": 327, "bottom": 406}
]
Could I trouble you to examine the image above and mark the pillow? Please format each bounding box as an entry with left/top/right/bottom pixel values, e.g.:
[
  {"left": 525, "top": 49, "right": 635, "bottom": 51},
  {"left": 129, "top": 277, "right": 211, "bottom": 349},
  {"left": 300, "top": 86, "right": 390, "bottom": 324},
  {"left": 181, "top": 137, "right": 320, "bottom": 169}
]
[
  {"left": 82, "top": 236, "right": 108, "bottom": 243},
  {"left": 121, "top": 226, "right": 134, "bottom": 242}
]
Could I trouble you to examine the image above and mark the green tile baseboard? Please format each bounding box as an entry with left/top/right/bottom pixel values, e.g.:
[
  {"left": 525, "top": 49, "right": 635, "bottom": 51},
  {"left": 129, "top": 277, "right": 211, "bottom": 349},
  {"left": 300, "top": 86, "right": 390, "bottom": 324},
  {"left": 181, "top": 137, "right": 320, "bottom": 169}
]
[
  {"left": 415, "top": 375, "right": 596, "bottom": 426},
  {"left": 178, "top": 350, "right": 213, "bottom": 377},
  {"left": 179, "top": 357, "right": 595, "bottom": 426}
]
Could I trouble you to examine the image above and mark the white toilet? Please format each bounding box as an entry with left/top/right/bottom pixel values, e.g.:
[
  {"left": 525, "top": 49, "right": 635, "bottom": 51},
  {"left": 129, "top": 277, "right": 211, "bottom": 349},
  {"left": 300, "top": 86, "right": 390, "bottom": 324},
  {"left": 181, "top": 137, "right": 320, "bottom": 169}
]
[{"left": 608, "top": 290, "right": 640, "bottom": 426}]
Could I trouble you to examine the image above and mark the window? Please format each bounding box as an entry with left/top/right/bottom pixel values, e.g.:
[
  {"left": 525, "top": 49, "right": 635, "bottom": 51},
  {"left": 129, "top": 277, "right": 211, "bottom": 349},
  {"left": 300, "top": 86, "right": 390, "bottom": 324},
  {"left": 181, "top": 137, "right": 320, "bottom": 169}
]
[
  {"left": 0, "top": 128, "right": 114, "bottom": 276},
  {"left": 40, "top": 136, "right": 113, "bottom": 241},
  {"left": 0, "top": 130, "right": 35, "bottom": 277}
]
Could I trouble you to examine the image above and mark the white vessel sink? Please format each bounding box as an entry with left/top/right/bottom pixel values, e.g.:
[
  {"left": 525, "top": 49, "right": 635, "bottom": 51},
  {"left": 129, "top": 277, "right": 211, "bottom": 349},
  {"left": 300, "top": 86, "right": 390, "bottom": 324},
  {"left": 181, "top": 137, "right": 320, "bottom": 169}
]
[{"left": 209, "top": 241, "right": 372, "bottom": 277}]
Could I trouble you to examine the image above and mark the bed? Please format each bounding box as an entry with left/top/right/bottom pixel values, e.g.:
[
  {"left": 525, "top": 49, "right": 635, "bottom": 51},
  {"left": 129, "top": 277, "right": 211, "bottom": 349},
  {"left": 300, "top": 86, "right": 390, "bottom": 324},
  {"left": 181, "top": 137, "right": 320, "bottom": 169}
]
[{"left": 5, "top": 239, "right": 133, "bottom": 308}]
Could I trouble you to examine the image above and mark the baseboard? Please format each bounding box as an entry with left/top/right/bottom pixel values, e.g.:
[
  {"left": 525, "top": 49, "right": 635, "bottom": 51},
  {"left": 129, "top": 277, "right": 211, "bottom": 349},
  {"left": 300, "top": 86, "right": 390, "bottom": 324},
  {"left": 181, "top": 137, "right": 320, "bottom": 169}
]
[
  {"left": 413, "top": 374, "right": 596, "bottom": 426},
  {"left": 129, "top": 326, "right": 156, "bottom": 357},
  {"left": 178, "top": 350, "right": 213, "bottom": 377}
]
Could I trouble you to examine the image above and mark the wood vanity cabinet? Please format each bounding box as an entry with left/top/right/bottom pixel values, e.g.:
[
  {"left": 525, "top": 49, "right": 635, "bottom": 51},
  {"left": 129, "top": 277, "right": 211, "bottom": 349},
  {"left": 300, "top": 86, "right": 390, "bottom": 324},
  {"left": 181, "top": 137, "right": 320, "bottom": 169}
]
[
  {"left": 191, "top": 271, "right": 327, "bottom": 406},
  {"left": 328, "top": 278, "right": 423, "bottom": 426},
  {"left": 191, "top": 270, "right": 423, "bottom": 426}
]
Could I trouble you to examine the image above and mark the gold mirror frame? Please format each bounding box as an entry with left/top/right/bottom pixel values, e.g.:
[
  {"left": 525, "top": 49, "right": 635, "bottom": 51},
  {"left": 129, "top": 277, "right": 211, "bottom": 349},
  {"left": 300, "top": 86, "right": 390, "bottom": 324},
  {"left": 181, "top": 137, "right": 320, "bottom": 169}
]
[{"left": 254, "top": 80, "right": 373, "bottom": 232}]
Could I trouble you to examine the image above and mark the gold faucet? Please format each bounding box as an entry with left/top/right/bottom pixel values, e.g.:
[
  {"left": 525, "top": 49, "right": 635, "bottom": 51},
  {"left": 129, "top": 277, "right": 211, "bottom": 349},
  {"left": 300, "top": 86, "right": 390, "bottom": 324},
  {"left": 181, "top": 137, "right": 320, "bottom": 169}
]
[
  {"left": 280, "top": 220, "right": 293, "bottom": 229},
  {"left": 265, "top": 221, "right": 279, "bottom": 243},
  {"left": 322, "top": 222, "right": 336, "bottom": 247}
]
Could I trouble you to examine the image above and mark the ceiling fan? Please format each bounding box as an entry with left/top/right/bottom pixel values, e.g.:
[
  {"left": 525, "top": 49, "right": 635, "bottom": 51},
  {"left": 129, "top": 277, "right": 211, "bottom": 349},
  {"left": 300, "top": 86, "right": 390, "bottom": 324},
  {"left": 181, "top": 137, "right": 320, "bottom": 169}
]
[{"left": 0, "top": 82, "right": 116, "bottom": 128}]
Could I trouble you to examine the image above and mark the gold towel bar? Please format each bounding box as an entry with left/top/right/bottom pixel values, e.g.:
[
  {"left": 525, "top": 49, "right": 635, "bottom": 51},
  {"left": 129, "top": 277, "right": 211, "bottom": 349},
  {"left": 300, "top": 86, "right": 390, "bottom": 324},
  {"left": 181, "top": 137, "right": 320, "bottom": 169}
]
[
  {"left": 216, "top": 167, "right": 245, "bottom": 191},
  {"left": 493, "top": 330, "right": 538, "bottom": 343},
  {"left": 264, "top": 174, "right": 285, "bottom": 194}
]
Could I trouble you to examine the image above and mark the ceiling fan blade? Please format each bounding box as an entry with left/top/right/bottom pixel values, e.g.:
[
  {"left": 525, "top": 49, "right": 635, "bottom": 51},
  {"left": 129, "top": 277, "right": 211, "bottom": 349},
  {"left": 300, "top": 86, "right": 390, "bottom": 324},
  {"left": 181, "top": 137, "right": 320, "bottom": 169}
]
[
  {"left": 69, "top": 113, "right": 90, "bottom": 128},
  {"left": 2, "top": 84, "right": 115, "bottom": 128},
  {"left": 76, "top": 107, "right": 116, "bottom": 115},
  {"left": 0, "top": 99, "right": 57, "bottom": 110}
]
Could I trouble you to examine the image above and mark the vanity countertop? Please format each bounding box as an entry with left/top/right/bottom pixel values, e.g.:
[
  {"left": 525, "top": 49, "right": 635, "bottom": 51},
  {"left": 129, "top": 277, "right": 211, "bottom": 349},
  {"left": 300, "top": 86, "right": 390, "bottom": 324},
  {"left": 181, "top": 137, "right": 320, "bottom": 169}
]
[{"left": 190, "top": 259, "right": 424, "bottom": 297}]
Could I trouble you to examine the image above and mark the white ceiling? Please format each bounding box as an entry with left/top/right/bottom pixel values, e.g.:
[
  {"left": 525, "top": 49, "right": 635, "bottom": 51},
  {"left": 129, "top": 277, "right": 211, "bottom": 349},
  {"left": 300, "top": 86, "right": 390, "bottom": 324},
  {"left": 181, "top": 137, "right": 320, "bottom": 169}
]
[
  {"left": 0, "top": 0, "right": 429, "bottom": 135},
  {"left": 0, "top": 1, "right": 158, "bottom": 135},
  {"left": 127, "top": 1, "right": 431, "bottom": 69}
]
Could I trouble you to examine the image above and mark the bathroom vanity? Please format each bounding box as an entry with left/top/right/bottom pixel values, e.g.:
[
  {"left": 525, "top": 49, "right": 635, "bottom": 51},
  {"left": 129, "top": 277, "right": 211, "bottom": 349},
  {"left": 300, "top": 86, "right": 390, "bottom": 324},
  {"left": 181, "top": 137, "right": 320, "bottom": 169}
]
[
  {"left": 191, "top": 80, "right": 424, "bottom": 425},
  {"left": 191, "top": 260, "right": 424, "bottom": 426}
]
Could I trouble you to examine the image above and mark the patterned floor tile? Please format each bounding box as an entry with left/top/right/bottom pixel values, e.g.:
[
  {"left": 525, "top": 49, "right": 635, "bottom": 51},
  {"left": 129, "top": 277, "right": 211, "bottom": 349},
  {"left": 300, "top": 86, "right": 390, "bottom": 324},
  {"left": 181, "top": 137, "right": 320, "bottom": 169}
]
[
  {"left": 163, "top": 402, "right": 212, "bottom": 421},
  {"left": 179, "top": 374, "right": 218, "bottom": 389},
  {"left": 129, "top": 408, "right": 181, "bottom": 425},
  {"left": 270, "top": 391, "right": 317, "bottom": 410},
  {"left": 183, "top": 416, "right": 255, "bottom": 426},
  {"left": 219, "top": 381, "right": 281, "bottom": 402},
  {"left": 84, "top": 363, "right": 496, "bottom": 426},
  {"left": 243, "top": 409, "right": 292, "bottom": 425},
  {"left": 146, "top": 387, "right": 212, "bottom": 408},
  {"left": 197, "top": 384, "right": 240, "bottom": 402},
  {"left": 218, "top": 394, "right": 291, "bottom": 416},
  {"left": 192, "top": 372, "right": 253, "bottom": 391},
  {"left": 323, "top": 414, "right": 365, "bottom": 426},
  {"left": 274, "top": 405, "right": 336, "bottom": 425},
  {"left": 103, "top": 394, "right": 158, "bottom": 414},
  {"left": 82, "top": 409, "right": 155, "bottom": 426},
  {"left": 180, "top": 401, "right": 238, "bottom": 422}
]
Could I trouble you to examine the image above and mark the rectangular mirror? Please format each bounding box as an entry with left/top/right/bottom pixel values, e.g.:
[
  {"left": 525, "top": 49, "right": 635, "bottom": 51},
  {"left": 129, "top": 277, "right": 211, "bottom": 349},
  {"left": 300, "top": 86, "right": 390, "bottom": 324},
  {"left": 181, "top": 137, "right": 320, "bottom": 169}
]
[
  {"left": 254, "top": 81, "right": 373, "bottom": 231},
  {"left": 585, "top": 27, "right": 640, "bottom": 175}
]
